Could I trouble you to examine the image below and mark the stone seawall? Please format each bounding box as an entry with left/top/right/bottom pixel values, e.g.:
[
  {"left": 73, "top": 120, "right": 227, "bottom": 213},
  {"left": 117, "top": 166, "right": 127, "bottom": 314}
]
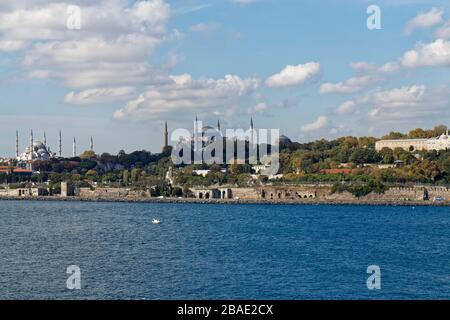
[
  {"left": 1, "top": 185, "right": 449, "bottom": 205},
  {"left": 77, "top": 187, "right": 150, "bottom": 200},
  {"left": 189, "top": 184, "right": 450, "bottom": 204}
]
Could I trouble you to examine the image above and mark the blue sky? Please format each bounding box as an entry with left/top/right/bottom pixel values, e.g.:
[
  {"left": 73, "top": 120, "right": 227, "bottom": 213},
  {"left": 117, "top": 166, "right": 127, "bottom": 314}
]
[{"left": 0, "top": 0, "right": 449, "bottom": 156}]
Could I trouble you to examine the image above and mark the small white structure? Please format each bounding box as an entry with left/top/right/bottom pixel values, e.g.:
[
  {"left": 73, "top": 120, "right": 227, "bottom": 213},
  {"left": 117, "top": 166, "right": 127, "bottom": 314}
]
[{"left": 193, "top": 169, "right": 210, "bottom": 177}]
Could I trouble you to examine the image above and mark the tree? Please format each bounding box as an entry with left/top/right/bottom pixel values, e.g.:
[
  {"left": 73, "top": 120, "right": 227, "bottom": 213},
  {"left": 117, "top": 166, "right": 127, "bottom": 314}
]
[
  {"left": 86, "top": 169, "right": 97, "bottom": 176},
  {"left": 431, "top": 125, "right": 448, "bottom": 137},
  {"left": 379, "top": 147, "right": 394, "bottom": 164},
  {"left": 130, "top": 168, "right": 140, "bottom": 184},
  {"left": 123, "top": 170, "right": 129, "bottom": 185},
  {"left": 80, "top": 150, "right": 96, "bottom": 159},
  {"left": 349, "top": 148, "right": 381, "bottom": 164},
  {"left": 408, "top": 128, "right": 428, "bottom": 138},
  {"left": 382, "top": 131, "right": 407, "bottom": 140}
]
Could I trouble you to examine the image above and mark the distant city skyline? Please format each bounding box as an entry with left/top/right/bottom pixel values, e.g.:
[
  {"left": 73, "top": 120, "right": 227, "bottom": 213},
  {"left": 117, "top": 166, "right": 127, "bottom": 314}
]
[{"left": 1, "top": 0, "right": 450, "bottom": 156}]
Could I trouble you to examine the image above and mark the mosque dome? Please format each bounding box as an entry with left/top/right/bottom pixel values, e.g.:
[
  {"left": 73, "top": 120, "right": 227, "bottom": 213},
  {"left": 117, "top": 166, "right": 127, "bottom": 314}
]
[
  {"left": 201, "top": 126, "right": 215, "bottom": 132},
  {"left": 279, "top": 135, "right": 292, "bottom": 144},
  {"left": 17, "top": 137, "right": 55, "bottom": 161}
]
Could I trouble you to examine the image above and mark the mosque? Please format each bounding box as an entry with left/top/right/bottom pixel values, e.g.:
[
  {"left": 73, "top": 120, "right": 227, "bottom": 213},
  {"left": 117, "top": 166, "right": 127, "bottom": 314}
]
[
  {"left": 164, "top": 117, "right": 258, "bottom": 149},
  {"left": 16, "top": 130, "right": 56, "bottom": 162},
  {"left": 15, "top": 130, "right": 94, "bottom": 163},
  {"left": 163, "top": 117, "right": 292, "bottom": 150}
]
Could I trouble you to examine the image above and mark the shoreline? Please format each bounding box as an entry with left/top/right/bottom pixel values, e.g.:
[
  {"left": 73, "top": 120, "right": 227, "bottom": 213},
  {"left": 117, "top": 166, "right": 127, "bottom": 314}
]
[{"left": 0, "top": 196, "right": 449, "bottom": 207}]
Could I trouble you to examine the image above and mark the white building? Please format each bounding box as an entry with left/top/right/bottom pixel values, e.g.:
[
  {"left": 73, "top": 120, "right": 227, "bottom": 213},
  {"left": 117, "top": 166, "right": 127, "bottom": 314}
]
[
  {"left": 375, "top": 130, "right": 450, "bottom": 152},
  {"left": 16, "top": 130, "right": 56, "bottom": 162}
]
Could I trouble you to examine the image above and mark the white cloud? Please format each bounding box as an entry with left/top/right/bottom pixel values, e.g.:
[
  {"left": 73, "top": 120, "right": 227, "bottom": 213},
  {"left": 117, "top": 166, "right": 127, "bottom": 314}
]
[
  {"left": 265, "top": 62, "right": 320, "bottom": 88},
  {"left": 64, "top": 87, "right": 137, "bottom": 105},
  {"left": 231, "top": 0, "right": 259, "bottom": 5},
  {"left": 378, "top": 62, "right": 400, "bottom": 73},
  {"left": 401, "top": 39, "right": 450, "bottom": 67},
  {"left": 337, "top": 100, "right": 357, "bottom": 114},
  {"left": 372, "top": 85, "right": 425, "bottom": 109},
  {"left": 368, "top": 85, "right": 450, "bottom": 122},
  {"left": 0, "top": 40, "right": 25, "bottom": 52},
  {"left": 248, "top": 102, "right": 270, "bottom": 115},
  {"left": 404, "top": 7, "right": 444, "bottom": 35},
  {"left": 350, "top": 60, "right": 400, "bottom": 74},
  {"left": 114, "top": 74, "right": 260, "bottom": 120},
  {"left": 320, "top": 76, "right": 374, "bottom": 94},
  {"left": 436, "top": 20, "right": 450, "bottom": 39},
  {"left": 350, "top": 62, "right": 376, "bottom": 72},
  {"left": 189, "top": 22, "right": 220, "bottom": 34},
  {"left": 0, "top": 0, "right": 171, "bottom": 103},
  {"left": 301, "top": 116, "right": 328, "bottom": 132}
]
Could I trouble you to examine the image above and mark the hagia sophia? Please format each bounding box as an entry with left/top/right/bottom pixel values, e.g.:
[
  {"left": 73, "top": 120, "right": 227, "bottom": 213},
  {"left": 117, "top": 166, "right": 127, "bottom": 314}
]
[{"left": 163, "top": 117, "right": 292, "bottom": 149}]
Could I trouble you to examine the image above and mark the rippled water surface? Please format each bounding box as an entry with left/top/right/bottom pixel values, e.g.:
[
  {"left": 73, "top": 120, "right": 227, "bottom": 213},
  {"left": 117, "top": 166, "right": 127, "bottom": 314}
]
[{"left": 1, "top": 200, "right": 449, "bottom": 299}]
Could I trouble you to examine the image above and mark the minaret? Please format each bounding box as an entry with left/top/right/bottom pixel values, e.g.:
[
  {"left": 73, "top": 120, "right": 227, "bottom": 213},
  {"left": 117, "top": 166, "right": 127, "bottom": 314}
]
[
  {"left": 73, "top": 137, "right": 76, "bottom": 157},
  {"left": 195, "top": 115, "right": 198, "bottom": 133},
  {"left": 29, "top": 129, "right": 34, "bottom": 160},
  {"left": 90, "top": 136, "right": 94, "bottom": 151},
  {"left": 217, "top": 120, "right": 221, "bottom": 132},
  {"left": 249, "top": 117, "right": 254, "bottom": 145},
  {"left": 194, "top": 115, "right": 200, "bottom": 152},
  {"left": 15, "top": 131, "right": 19, "bottom": 158},
  {"left": 164, "top": 121, "right": 168, "bottom": 148},
  {"left": 43, "top": 131, "right": 47, "bottom": 146},
  {"left": 59, "top": 130, "right": 62, "bottom": 157}
]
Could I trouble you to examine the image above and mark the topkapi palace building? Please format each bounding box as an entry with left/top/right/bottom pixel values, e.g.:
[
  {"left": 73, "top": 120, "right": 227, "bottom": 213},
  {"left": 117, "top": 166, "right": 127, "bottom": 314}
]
[{"left": 375, "top": 130, "right": 450, "bottom": 152}]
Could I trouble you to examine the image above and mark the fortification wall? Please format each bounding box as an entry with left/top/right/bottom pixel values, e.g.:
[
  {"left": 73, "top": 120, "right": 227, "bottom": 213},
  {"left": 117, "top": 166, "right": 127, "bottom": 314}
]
[
  {"left": 231, "top": 188, "right": 260, "bottom": 200},
  {"left": 78, "top": 187, "right": 150, "bottom": 199}
]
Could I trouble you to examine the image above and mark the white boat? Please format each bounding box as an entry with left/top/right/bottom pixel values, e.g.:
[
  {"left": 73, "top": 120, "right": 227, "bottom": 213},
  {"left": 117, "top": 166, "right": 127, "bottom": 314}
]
[{"left": 152, "top": 219, "right": 161, "bottom": 224}]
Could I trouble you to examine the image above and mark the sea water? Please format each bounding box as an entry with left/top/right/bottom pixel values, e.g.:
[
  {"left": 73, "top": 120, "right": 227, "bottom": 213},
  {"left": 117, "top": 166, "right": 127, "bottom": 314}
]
[{"left": 0, "top": 200, "right": 449, "bottom": 299}]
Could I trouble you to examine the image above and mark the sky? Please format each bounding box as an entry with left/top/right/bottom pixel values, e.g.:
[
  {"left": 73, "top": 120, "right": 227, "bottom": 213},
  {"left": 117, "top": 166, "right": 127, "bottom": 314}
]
[{"left": 0, "top": 0, "right": 449, "bottom": 156}]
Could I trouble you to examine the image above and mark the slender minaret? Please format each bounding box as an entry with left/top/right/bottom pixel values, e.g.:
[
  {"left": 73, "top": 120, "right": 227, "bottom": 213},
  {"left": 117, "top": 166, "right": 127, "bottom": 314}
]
[
  {"left": 29, "top": 129, "right": 34, "bottom": 160},
  {"left": 217, "top": 120, "right": 221, "bottom": 132},
  {"left": 43, "top": 131, "right": 47, "bottom": 146},
  {"left": 249, "top": 117, "right": 254, "bottom": 145},
  {"left": 164, "top": 121, "right": 168, "bottom": 148},
  {"left": 15, "top": 131, "right": 19, "bottom": 158},
  {"left": 73, "top": 137, "right": 76, "bottom": 157},
  {"left": 58, "top": 130, "right": 62, "bottom": 157},
  {"left": 90, "top": 136, "right": 94, "bottom": 151},
  {"left": 194, "top": 115, "right": 198, "bottom": 151},
  {"left": 195, "top": 115, "right": 198, "bottom": 134}
]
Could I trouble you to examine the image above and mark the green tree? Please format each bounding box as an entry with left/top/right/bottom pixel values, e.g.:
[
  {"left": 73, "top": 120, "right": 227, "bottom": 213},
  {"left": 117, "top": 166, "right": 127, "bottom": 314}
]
[
  {"left": 80, "top": 150, "right": 96, "bottom": 159},
  {"left": 379, "top": 147, "right": 394, "bottom": 164}
]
